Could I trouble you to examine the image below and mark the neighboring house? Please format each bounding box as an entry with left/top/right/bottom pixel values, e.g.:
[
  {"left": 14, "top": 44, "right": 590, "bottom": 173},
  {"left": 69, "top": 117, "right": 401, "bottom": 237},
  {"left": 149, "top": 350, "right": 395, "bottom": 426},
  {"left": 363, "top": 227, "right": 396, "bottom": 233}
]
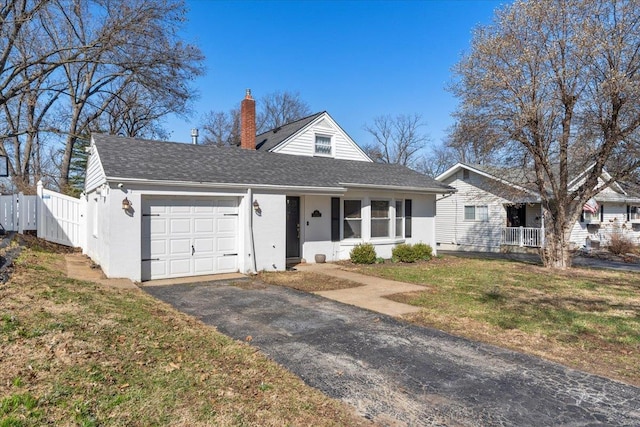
[
  {"left": 82, "top": 91, "right": 454, "bottom": 282},
  {"left": 435, "top": 163, "right": 640, "bottom": 252}
]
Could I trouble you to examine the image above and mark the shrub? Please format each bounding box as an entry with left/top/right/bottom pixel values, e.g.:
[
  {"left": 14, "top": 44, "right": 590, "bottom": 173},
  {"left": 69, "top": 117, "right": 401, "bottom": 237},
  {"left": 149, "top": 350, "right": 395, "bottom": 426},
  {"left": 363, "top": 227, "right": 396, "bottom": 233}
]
[
  {"left": 350, "top": 243, "right": 377, "bottom": 264},
  {"left": 607, "top": 233, "right": 636, "bottom": 255},
  {"left": 392, "top": 243, "right": 418, "bottom": 263},
  {"left": 412, "top": 243, "right": 433, "bottom": 261}
]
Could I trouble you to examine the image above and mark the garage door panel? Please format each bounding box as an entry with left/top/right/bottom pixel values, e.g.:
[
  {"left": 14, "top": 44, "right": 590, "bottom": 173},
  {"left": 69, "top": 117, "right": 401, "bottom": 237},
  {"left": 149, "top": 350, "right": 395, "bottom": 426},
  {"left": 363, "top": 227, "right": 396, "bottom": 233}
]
[
  {"left": 170, "top": 218, "right": 191, "bottom": 234},
  {"left": 216, "top": 255, "right": 237, "bottom": 272},
  {"left": 170, "top": 205, "right": 192, "bottom": 213},
  {"left": 194, "top": 258, "right": 215, "bottom": 274},
  {"left": 194, "top": 218, "right": 214, "bottom": 233},
  {"left": 194, "top": 205, "right": 215, "bottom": 213},
  {"left": 216, "top": 236, "right": 236, "bottom": 252},
  {"left": 169, "top": 258, "right": 191, "bottom": 275},
  {"left": 193, "top": 237, "right": 215, "bottom": 253},
  {"left": 149, "top": 218, "right": 167, "bottom": 235},
  {"left": 149, "top": 260, "right": 167, "bottom": 277},
  {"left": 217, "top": 217, "right": 236, "bottom": 232},
  {"left": 142, "top": 197, "right": 239, "bottom": 281},
  {"left": 170, "top": 238, "right": 191, "bottom": 255},
  {"left": 150, "top": 240, "right": 167, "bottom": 257}
]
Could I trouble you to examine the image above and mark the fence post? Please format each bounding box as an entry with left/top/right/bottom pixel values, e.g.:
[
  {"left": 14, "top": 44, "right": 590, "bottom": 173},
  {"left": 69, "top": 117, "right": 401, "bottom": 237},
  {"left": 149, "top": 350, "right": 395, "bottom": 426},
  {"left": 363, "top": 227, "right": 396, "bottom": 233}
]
[
  {"left": 17, "top": 192, "right": 24, "bottom": 234},
  {"left": 36, "top": 180, "right": 43, "bottom": 239},
  {"left": 519, "top": 226, "right": 524, "bottom": 247}
]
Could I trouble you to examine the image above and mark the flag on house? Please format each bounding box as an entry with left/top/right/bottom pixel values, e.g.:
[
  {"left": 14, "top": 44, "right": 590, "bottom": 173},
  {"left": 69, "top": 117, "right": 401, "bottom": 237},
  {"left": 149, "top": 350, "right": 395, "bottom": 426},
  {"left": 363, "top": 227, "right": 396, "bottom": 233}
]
[{"left": 583, "top": 198, "right": 599, "bottom": 213}]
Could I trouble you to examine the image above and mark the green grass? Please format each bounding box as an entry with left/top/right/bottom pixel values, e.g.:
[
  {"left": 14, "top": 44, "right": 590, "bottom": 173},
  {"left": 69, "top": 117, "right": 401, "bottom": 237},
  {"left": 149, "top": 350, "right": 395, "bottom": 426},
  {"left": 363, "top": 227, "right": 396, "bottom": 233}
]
[
  {"left": 0, "top": 249, "right": 366, "bottom": 427},
  {"left": 345, "top": 256, "right": 640, "bottom": 385}
]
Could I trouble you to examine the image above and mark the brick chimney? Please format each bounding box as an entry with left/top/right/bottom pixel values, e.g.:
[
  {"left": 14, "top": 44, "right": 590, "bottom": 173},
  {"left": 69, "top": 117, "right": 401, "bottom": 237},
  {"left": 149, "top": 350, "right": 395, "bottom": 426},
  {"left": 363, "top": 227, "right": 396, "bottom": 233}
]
[{"left": 240, "top": 89, "right": 256, "bottom": 150}]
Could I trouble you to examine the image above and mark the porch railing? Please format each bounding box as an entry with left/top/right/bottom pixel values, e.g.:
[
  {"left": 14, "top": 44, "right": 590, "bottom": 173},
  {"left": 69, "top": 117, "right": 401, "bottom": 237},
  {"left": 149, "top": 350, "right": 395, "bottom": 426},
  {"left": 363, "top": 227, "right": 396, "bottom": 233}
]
[{"left": 501, "top": 227, "right": 544, "bottom": 248}]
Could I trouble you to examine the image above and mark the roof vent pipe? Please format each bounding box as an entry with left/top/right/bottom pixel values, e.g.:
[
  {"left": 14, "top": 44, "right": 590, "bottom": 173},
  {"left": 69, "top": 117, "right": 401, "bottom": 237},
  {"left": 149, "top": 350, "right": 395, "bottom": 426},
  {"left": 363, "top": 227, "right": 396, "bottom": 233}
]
[{"left": 191, "top": 128, "right": 199, "bottom": 145}]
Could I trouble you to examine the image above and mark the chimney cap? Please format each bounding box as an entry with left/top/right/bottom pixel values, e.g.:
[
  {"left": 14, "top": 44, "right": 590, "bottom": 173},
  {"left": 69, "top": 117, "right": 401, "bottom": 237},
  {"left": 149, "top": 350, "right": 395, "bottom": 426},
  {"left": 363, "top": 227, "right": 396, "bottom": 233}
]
[{"left": 245, "top": 88, "right": 252, "bottom": 99}]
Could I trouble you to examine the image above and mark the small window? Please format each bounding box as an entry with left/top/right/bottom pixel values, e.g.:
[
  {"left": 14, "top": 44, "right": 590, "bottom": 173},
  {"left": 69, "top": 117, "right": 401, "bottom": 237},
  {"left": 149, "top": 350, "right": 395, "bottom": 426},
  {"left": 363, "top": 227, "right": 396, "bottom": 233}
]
[
  {"left": 463, "top": 169, "right": 470, "bottom": 180},
  {"left": 464, "top": 205, "right": 476, "bottom": 221},
  {"left": 405, "top": 199, "right": 412, "bottom": 238},
  {"left": 395, "top": 200, "right": 404, "bottom": 238},
  {"left": 315, "top": 135, "right": 332, "bottom": 156},
  {"left": 371, "top": 200, "right": 390, "bottom": 238},
  {"left": 343, "top": 200, "right": 361, "bottom": 239},
  {"left": 464, "top": 205, "right": 488, "bottom": 222},
  {"left": 630, "top": 205, "right": 640, "bottom": 221}
]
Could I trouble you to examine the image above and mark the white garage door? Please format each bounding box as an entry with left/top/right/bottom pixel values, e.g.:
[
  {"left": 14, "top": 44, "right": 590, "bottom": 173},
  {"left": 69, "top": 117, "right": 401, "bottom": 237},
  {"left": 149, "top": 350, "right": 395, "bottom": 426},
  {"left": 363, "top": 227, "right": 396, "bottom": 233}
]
[{"left": 141, "top": 197, "right": 239, "bottom": 281}]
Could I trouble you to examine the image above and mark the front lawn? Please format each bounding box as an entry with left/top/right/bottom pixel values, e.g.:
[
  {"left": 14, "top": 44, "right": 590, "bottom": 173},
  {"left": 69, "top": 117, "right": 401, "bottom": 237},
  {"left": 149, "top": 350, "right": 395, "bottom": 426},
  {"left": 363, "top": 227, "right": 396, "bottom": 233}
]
[
  {"left": 343, "top": 256, "right": 640, "bottom": 385},
  {"left": 0, "top": 247, "right": 367, "bottom": 426}
]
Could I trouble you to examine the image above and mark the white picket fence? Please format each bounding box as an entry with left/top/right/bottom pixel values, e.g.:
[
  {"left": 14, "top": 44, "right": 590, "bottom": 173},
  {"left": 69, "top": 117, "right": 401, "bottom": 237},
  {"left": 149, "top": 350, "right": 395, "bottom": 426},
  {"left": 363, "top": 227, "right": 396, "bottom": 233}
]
[
  {"left": 0, "top": 193, "right": 37, "bottom": 233},
  {"left": 36, "top": 181, "right": 85, "bottom": 247},
  {"left": 0, "top": 181, "right": 85, "bottom": 248}
]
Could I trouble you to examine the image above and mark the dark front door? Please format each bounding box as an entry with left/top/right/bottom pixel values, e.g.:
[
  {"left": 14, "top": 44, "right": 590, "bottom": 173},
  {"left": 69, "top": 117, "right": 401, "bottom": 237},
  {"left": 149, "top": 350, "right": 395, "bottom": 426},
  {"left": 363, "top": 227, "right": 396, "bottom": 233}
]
[
  {"left": 286, "top": 197, "right": 300, "bottom": 259},
  {"left": 506, "top": 204, "right": 526, "bottom": 227}
]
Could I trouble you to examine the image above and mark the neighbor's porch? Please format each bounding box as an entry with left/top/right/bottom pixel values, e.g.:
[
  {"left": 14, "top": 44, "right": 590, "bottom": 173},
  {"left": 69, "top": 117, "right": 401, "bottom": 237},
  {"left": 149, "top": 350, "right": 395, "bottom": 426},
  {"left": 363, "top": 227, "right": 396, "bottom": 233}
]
[{"left": 501, "top": 203, "right": 544, "bottom": 248}]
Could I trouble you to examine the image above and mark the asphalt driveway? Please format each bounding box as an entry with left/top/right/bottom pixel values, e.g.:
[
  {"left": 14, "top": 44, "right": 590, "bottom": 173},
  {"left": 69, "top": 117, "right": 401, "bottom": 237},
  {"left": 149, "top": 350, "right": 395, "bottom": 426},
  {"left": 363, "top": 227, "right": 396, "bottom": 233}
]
[{"left": 143, "top": 280, "right": 640, "bottom": 426}]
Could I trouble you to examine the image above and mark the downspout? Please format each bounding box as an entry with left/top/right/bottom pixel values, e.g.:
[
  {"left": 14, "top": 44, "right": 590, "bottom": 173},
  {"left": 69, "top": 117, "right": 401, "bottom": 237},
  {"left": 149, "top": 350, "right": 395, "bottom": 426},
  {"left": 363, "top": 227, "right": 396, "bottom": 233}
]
[{"left": 248, "top": 188, "right": 257, "bottom": 273}]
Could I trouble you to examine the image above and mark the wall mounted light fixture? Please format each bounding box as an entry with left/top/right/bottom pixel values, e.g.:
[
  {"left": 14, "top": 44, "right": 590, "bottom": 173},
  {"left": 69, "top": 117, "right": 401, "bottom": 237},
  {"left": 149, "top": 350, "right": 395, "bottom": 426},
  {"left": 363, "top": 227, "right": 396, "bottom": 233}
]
[
  {"left": 122, "top": 197, "right": 131, "bottom": 210},
  {"left": 252, "top": 199, "right": 262, "bottom": 216}
]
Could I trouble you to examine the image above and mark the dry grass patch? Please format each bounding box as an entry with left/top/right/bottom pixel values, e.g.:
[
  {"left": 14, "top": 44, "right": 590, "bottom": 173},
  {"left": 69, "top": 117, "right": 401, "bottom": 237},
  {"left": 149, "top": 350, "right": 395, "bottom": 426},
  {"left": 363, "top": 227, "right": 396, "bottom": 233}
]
[
  {"left": 344, "top": 256, "right": 640, "bottom": 386},
  {"left": 259, "top": 270, "right": 363, "bottom": 292},
  {"left": 0, "top": 248, "right": 369, "bottom": 426}
]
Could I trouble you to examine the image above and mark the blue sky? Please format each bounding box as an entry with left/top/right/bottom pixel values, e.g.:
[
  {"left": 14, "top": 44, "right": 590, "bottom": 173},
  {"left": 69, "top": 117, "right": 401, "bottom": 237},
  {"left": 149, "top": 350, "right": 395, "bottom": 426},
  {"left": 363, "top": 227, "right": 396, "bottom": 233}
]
[{"left": 166, "top": 0, "right": 507, "bottom": 149}]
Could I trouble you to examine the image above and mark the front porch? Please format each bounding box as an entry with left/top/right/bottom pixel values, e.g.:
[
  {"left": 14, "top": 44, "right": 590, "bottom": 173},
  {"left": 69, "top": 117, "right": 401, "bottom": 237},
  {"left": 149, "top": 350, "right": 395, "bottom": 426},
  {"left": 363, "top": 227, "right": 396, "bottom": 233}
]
[
  {"left": 501, "top": 226, "right": 544, "bottom": 248},
  {"left": 502, "top": 202, "right": 544, "bottom": 248}
]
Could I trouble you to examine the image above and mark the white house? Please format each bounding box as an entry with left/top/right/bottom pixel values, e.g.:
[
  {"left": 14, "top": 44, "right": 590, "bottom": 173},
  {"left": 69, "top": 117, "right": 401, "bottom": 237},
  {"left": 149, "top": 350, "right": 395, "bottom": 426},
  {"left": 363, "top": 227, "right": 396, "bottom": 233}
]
[
  {"left": 435, "top": 163, "right": 640, "bottom": 252},
  {"left": 82, "top": 91, "right": 454, "bottom": 282}
]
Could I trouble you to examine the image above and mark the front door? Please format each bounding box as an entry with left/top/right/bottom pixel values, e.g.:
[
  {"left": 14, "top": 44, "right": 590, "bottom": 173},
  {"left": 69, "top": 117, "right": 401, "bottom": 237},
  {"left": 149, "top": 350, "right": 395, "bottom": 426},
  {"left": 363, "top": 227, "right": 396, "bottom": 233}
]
[
  {"left": 286, "top": 196, "right": 300, "bottom": 259},
  {"left": 506, "top": 204, "right": 526, "bottom": 227}
]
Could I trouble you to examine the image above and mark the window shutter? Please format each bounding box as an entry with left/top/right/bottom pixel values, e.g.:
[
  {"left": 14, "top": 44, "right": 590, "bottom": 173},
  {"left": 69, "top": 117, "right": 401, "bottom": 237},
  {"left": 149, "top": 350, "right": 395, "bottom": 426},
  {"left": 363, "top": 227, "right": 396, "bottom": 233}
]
[
  {"left": 405, "top": 199, "right": 412, "bottom": 238},
  {"left": 331, "top": 197, "right": 340, "bottom": 241},
  {"left": 600, "top": 204, "right": 604, "bottom": 222},
  {"left": 627, "top": 204, "right": 630, "bottom": 222}
]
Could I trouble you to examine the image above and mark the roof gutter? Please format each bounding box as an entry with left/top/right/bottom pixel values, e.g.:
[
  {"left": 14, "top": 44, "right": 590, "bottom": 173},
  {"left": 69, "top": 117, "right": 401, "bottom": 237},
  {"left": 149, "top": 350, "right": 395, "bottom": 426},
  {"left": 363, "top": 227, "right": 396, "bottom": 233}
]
[
  {"left": 106, "top": 177, "right": 347, "bottom": 194},
  {"left": 340, "top": 182, "right": 456, "bottom": 194}
]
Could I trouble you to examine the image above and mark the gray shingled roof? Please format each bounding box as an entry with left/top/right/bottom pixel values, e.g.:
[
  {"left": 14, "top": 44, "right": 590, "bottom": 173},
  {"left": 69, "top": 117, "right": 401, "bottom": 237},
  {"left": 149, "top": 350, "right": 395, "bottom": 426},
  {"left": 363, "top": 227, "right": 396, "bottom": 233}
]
[
  {"left": 255, "top": 112, "right": 324, "bottom": 151},
  {"left": 93, "top": 134, "right": 453, "bottom": 193}
]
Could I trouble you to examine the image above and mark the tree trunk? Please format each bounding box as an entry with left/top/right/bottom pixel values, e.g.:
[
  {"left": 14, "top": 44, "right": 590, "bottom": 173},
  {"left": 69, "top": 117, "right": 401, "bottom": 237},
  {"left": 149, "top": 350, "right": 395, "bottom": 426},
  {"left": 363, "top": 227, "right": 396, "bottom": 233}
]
[{"left": 541, "top": 220, "right": 572, "bottom": 269}]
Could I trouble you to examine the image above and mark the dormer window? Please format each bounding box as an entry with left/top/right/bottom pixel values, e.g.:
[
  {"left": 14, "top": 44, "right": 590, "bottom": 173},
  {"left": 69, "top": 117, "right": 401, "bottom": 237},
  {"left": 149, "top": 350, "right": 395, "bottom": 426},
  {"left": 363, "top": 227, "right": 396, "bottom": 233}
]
[{"left": 315, "top": 135, "right": 332, "bottom": 156}]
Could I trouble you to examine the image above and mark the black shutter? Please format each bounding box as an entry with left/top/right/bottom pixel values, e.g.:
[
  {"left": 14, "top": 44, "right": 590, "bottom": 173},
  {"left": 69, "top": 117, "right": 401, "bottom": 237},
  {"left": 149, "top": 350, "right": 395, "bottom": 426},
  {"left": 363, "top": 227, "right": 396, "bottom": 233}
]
[
  {"left": 405, "top": 199, "right": 412, "bottom": 238},
  {"left": 331, "top": 197, "right": 340, "bottom": 241},
  {"left": 627, "top": 204, "right": 631, "bottom": 222},
  {"left": 600, "top": 204, "right": 604, "bottom": 222}
]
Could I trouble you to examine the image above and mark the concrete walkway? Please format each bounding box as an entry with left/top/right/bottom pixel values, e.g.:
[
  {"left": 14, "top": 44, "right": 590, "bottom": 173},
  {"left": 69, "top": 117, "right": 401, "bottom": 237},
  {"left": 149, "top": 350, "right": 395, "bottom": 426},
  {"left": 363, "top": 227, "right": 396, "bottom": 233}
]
[
  {"left": 64, "top": 253, "right": 138, "bottom": 290},
  {"left": 297, "top": 262, "right": 424, "bottom": 316}
]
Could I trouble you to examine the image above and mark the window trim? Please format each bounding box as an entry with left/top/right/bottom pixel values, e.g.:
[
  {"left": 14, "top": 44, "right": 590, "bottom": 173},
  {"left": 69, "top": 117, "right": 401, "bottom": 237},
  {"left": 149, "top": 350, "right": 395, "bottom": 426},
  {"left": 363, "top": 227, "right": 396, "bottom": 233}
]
[
  {"left": 370, "top": 199, "right": 391, "bottom": 239},
  {"left": 395, "top": 199, "right": 404, "bottom": 238},
  {"left": 464, "top": 205, "right": 489, "bottom": 222},
  {"left": 405, "top": 199, "right": 412, "bottom": 238},
  {"left": 342, "top": 199, "right": 362, "bottom": 239},
  {"left": 314, "top": 134, "right": 333, "bottom": 157}
]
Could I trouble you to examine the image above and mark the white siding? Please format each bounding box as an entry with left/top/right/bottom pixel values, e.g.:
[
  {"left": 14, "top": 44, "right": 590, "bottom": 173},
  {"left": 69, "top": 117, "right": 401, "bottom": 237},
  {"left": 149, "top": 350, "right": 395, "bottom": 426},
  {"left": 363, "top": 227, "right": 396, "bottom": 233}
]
[
  {"left": 571, "top": 202, "right": 640, "bottom": 248},
  {"left": 272, "top": 113, "right": 371, "bottom": 162},
  {"left": 251, "top": 192, "right": 287, "bottom": 272},
  {"left": 436, "top": 170, "right": 511, "bottom": 251},
  {"left": 84, "top": 145, "right": 106, "bottom": 192}
]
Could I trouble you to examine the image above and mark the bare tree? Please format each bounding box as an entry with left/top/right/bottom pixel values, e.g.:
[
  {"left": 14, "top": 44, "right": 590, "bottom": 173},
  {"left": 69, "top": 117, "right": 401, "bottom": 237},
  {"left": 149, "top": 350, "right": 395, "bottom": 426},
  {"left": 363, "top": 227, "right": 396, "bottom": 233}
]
[
  {"left": 200, "top": 109, "right": 240, "bottom": 146},
  {"left": 200, "top": 90, "right": 311, "bottom": 145},
  {"left": 40, "top": 0, "right": 203, "bottom": 190},
  {"left": 363, "top": 113, "right": 430, "bottom": 168},
  {"left": 257, "top": 90, "right": 311, "bottom": 133},
  {"left": 451, "top": 0, "right": 640, "bottom": 268}
]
